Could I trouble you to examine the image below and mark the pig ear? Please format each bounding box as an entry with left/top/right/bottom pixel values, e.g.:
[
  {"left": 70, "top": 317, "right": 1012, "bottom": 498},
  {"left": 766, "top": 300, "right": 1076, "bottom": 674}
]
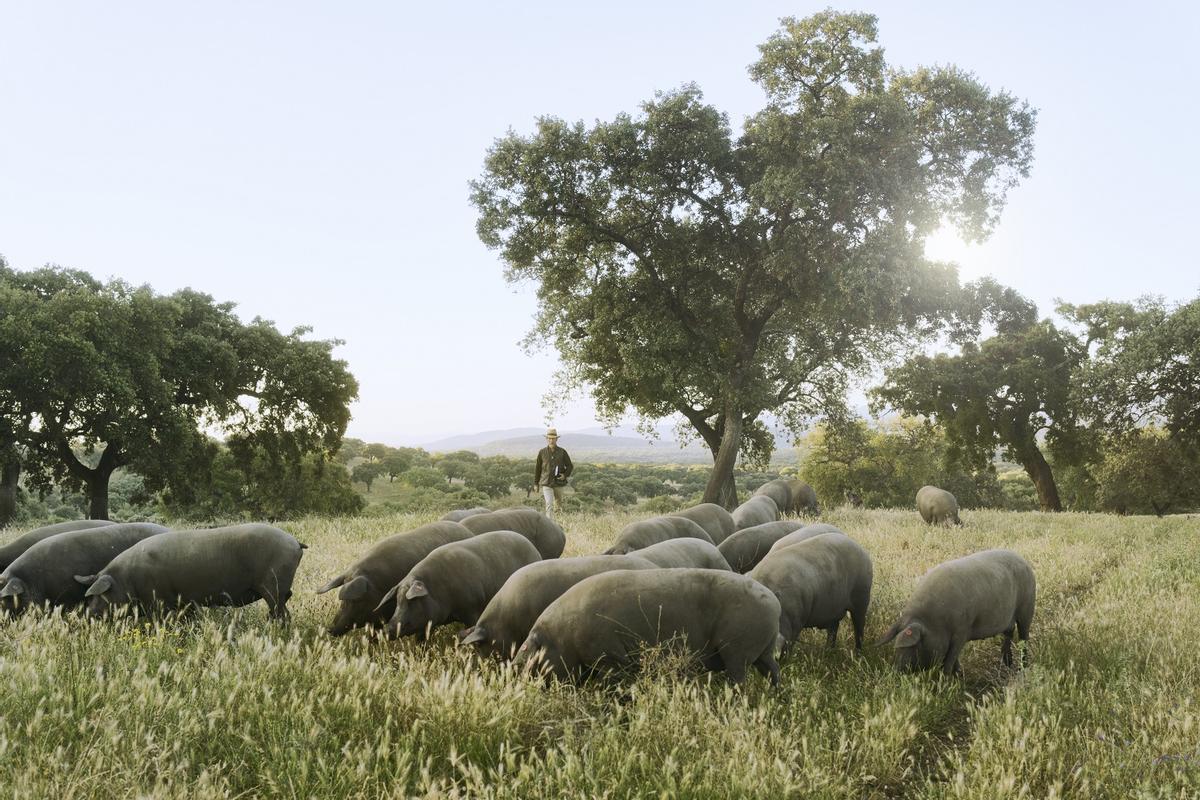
[
  {"left": 895, "top": 624, "right": 922, "bottom": 649},
  {"left": 373, "top": 584, "right": 400, "bottom": 613},
  {"left": 404, "top": 580, "right": 428, "bottom": 600},
  {"left": 84, "top": 575, "right": 114, "bottom": 597},
  {"left": 338, "top": 576, "right": 368, "bottom": 601},
  {"left": 0, "top": 578, "right": 26, "bottom": 598},
  {"left": 74, "top": 574, "right": 97, "bottom": 586},
  {"left": 315, "top": 575, "right": 345, "bottom": 595},
  {"left": 875, "top": 621, "right": 902, "bottom": 646},
  {"left": 460, "top": 625, "right": 488, "bottom": 646}
]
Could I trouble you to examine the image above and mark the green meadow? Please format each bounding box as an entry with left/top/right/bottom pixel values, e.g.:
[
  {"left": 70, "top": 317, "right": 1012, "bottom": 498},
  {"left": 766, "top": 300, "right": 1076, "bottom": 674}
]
[{"left": 1, "top": 509, "right": 1197, "bottom": 798}]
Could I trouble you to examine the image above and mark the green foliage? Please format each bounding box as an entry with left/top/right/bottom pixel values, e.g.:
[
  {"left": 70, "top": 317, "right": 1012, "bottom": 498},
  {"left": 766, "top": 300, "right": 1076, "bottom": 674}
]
[
  {"left": 163, "top": 445, "right": 364, "bottom": 521},
  {"left": 997, "top": 468, "right": 1039, "bottom": 511},
  {"left": 637, "top": 495, "right": 686, "bottom": 514},
  {"left": 463, "top": 464, "right": 514, "bottom": 498},
  {"left": 380, "top": 453, "right": 412, "bottom": 481},
  {"left": 1091, "top": 429, "right": 1200, "bottom": 516},
  {"left": 351, "top": 461, "right": 386, "bottom": 492},
  {"left": 439, "top": 450, "right": 480, "bottom": 464},
  {"left": 472, "top": 11, "right": 1035, "bottom": 504},
  {"left": 365, "top": 487, "right": 490, "bottom": 517},
  {"left": 436, "top": 459, "right": 471, "bottom": 485},
  {"left": 403, "top": 467, "right": 448, "bottom": 491},
  {"left": 334, "top": 437, "right": 366, "bottom": 464},
  {"left": 875, "top": 289, "right": 1084, "bottom": 512},
  {"left": 1063, "top": 296, "right": 1200, "bottom": 445},
  {"left": 799, "top": 418, "right": 1003, "bottom": 509},
  {"left": 0, "top": 261, "right": 358, "bottom": 519},
  {"left": 1050, "top": 462, "right": 1099, "bottom": 512}
]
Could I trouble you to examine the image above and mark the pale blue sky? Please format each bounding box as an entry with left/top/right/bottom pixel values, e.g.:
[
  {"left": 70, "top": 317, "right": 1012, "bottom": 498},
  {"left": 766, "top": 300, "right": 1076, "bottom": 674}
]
[{"left": 2, "top": 2, "right": 1197, "bottom": 444}]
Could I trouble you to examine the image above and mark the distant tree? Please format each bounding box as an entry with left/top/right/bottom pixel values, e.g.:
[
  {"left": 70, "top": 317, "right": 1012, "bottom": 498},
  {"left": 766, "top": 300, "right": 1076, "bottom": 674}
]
[
  {"left": 1092, "top": 429, "right": 1200, "bottom": 516},
  {"left": 404, "top": 467, "right": 447, "bottom": 490},
  {"left": 335, "top": 438, "right": 367, "bottom": 465},
  {"left": 1063, "top": 297, "right": 1200, "bottom": 444},
  {"left": 0, "top": 264, "right": 358, "bottom": 519},
  {"left": 379, "top": 452, "right": 412, "bottom": 482},
  {"left": 463, "top": 464, "right": 513, "bottom": 498},
  {"left": 352, "top": 461, "right": 386, "bottom": 492},
  {"left": 437, "top": 459, "right": 470, "bottom": 486},
  {"left": 165, "top": 445, "right": 364, "bottom": 520},
  {"left": 473, "top": 11, "right": 1035, "bottom": 507},
  {"left": 874, "top": 288, "right": 1085, "bottom": 511},
  {"left": 363, "top": 443, "right": 392, "bottom": 462},
  {"left": 800, "top": 418, "right": 1002, "bottom": 509},
  {"left": 441, "top": 450, "right": 480, "bottom": 463}
]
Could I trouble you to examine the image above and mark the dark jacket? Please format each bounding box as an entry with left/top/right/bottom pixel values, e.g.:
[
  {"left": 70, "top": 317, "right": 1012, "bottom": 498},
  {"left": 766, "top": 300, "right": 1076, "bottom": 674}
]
[{"left": 534, "top": 446, "right": 573, "bottom": 487}]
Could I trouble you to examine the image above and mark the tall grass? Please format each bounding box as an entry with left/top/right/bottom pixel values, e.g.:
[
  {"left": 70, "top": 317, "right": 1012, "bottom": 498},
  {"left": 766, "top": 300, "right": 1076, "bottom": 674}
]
[{"left": 1, "top": 509, "right": 1197, "bottom": 798}]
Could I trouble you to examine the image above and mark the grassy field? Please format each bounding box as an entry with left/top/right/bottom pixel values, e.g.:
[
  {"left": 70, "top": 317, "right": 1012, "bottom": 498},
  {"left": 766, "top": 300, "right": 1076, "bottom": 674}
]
[{"left": 0, "top": 509, "right": 1197, "bottom": 798}]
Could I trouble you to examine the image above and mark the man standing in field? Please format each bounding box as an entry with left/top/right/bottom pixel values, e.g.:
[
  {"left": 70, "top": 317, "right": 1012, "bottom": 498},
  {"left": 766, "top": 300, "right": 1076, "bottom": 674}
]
[{"left": 534, "top": 428, "right": 573, "bottom": 519}]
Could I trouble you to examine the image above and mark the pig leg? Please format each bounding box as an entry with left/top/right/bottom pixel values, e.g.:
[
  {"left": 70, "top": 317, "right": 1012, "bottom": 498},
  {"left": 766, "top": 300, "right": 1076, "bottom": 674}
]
[
  {"left": 850, "top": 601, "right": 867, "bottom": 651},
  {"left": 255, "top": 580, "right": 290, "bottom": 623},
  {"left": 942, "top": 640, "right": 965, "bottom": 677},
  {"left": 1001, "top": 626, "right": 1015, "bottom": 667},
  {"left": 825, "top": 619, "right": 841, "bottom": 648},
  {"left": 719, "top": 643, "right": 750, "bottom": 684},
  {"left": 1016, "top": 610, "right": 1033, "bottom": 667},
  {"left": 753, "top": 651, "right": 781, "bottom": 687}
]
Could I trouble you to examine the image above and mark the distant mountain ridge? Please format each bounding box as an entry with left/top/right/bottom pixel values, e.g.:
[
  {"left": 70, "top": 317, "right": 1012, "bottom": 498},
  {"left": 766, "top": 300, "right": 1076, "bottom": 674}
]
[{"left": 417, "top": 426, "right": 800, "bottom": 465}]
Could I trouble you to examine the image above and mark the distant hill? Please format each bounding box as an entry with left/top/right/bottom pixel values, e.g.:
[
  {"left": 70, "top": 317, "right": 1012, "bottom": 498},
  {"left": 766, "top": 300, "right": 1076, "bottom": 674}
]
[
  {"left": 415, "top": 427, "right": 545, "bottom": 452},
  {"left": 419, "top": 427, "right": 801, "bottom": 465}
]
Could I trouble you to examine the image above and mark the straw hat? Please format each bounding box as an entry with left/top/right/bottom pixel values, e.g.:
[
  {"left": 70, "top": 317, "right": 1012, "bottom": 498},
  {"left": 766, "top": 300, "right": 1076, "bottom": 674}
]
[{"left": 545, "top": 428, "right": 559, "bottom": 438}]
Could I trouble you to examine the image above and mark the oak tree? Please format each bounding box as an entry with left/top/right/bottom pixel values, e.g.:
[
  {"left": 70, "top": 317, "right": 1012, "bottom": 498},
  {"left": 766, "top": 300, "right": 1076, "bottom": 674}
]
[
  {"left": 0, "top": 263, "right": 358, "bottom": 519},
  {"left": 472, "top": 11, "right": 1035, "bottom": 506},
  {"left": 874, "top": 290, "right": 1085, "bottom": 511}
]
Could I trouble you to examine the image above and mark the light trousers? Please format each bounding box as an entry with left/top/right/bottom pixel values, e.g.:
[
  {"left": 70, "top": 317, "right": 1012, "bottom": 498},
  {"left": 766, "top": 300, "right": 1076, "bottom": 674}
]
[{"left": 541, "top": 485, "right": 565, "bottom": 518}]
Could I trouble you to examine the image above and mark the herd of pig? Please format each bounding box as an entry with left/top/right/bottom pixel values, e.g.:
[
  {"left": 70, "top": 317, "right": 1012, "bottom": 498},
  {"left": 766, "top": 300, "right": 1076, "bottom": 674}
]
[{"left": 0, "top": 478, "right": 1033, "bottom": 684}]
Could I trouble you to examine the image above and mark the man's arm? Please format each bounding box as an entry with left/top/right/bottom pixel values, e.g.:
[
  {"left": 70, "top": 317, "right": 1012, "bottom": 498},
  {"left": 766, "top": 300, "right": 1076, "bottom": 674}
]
[
  {"left": 533, "top": 450, "right": 543, "bottom": 486},
  {"left": 563, "top": 450, "right": 573, "bottom": 477}
]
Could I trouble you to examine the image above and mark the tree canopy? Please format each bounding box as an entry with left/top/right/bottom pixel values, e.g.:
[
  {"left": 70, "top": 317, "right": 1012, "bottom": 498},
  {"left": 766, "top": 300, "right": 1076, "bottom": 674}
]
[
  {"left": 0, "top": 261, "right": 358, "bottom": 521},
  {"left": 472, "top": 11, "right": 1036, "bottom": 507},
  {"left": 873, "top": 287, "right": 1085, "bottom": 511},
  {"left": 1063, "top": 297, "right": 1200, "bottom": 445}
]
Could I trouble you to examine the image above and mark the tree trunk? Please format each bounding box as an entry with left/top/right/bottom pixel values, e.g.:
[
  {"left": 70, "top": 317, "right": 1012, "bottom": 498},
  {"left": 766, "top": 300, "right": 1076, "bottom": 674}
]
[
  {"left": 702, "top": 414, "right": 743, "bottom": 510},
  {"left": 82, "top": 444, "right": 122, "bottom": 520},
  {"left": 1021, "top": 446, "right": 1062, "bottom": 512},
  {"left": 0, "top": 457, "right": 19, "bottom": 528},
  {"left": 86, "top": 470, "right": 113, "bottom": 520}
]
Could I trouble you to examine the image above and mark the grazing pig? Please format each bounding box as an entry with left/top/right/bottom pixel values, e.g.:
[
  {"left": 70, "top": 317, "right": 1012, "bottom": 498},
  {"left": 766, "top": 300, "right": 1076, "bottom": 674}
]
[
  {"left": 749, "top": 533, "right": 873, "bottom": 651},
  {"left": 786, "top": 479, "right": 820, "bottom": 515},
  {"left": 317, "top": 520, "right": 473, "bottom": 636},
  {"left": 916, "top": 485, "right": 961, "bottom": 526},
  {"left": 671, "top": 503, "right": 736, "bottom": 545},
  {"left": 603, "top": 516, "right": 713, "bottom": 555},
  {"left": 766, "top": 523, "right": 845, "bottom": 556},
  {"left": 632, "top": 538, "right": 732, "bottom": 571},
  {"left": 461, "top": 507, "right": 565, "bottom": 559},
  {"left": 441, "top": 507, "right": 491, "bottom": 522},
  {"left": 718, "top": 520, "right": 807, "bottom": 573},
  {"left": 731, "top": 495, "right": 780, "bottom": 531},
  {"left": 753, "top": 479, "right": 793, "bottom": 515},
  {"left": 515, "top": 568, "right": 782, "bottom": 685},
  {"left": 0, "top": 523, "right": 168, "bottom": 613},
  {"left": 81, "top": 524, "right": 305, "bottom": 621},
  {"left": 461, "top": 554, "right": 658, "bottom": 658},
  {"left": 0, "top": 520, "right": 116, "bottom": 572},
  {"left": 378, "top": 530, "right": 542, "bottom": 639},
  {"left": 878, "top": 549, "right": 1035, "bottom": 676}
]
